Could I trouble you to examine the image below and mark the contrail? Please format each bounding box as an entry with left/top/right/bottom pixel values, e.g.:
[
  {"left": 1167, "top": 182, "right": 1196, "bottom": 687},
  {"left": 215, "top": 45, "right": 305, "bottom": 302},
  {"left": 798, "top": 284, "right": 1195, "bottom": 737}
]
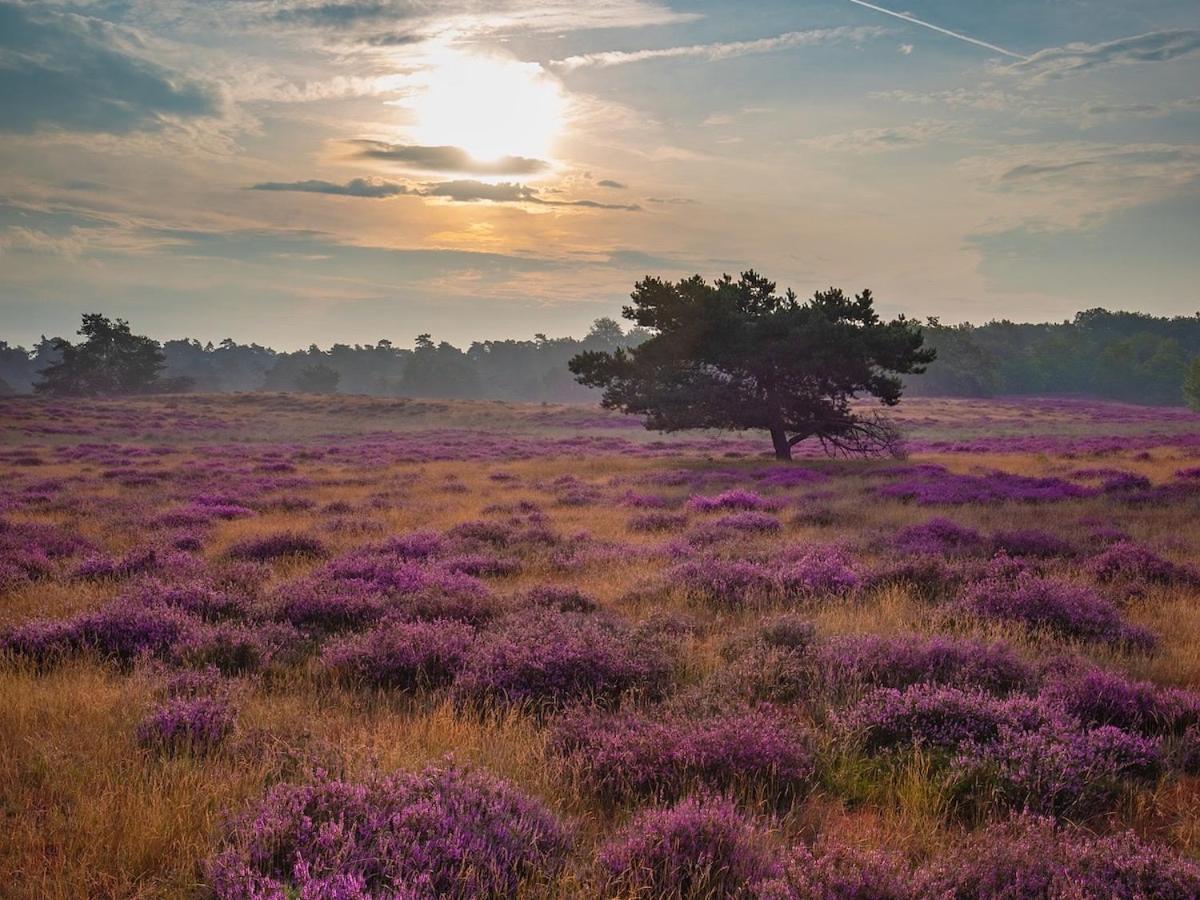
[{"left": 846, "top": 0, "right": 1028, "bottom": 60}]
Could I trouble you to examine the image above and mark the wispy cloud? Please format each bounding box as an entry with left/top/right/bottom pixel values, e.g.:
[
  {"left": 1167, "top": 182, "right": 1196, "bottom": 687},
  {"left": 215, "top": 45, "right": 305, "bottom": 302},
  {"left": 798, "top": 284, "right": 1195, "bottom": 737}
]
[
  {"left": 249, "top": 177, "right": 641, "bottom": 210},
  {"left": 551, "top": 26, "right": 884, "bottom": 70},
  {"left": 999, "top": 30, "right": 1200, "bottom": 82},
  {"left": 800, "top": 121, "right": 958, "bottom": 153},
  {"left": 845, "top": 0, "right": 1026, "bottom": 59},
  {"left": 350, "top": 141, "right": 551, "bottom": 176}
]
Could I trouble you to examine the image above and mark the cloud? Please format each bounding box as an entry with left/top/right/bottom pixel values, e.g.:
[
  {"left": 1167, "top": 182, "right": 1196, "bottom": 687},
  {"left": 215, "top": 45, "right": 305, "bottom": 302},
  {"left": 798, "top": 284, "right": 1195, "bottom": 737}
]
[
  {"left": 351, "top": 141, "right": 551, "bottom": 176},
  {"left": 597, "top": 179, "right": 627, "bottom": 189},
  {"left": 246, "top": 177, "right": 640, "bottom": 209},
  {"left": 646, "top": 197, "right": 698, "bottom": 205},
  {"left": 551, "top": 26, "right": 885, "bottom": 70},
  {"left": 250, "top": 178, "right": 411, "bottom": 198},
  {"left": 1001, "top": 30, "right": 1200, "bottom": 82},
  {"left": 0, "top": 1, "right": 220, "bottom": 134},
  {"left": 423, "top": 180, "right": 640, "bottom": 209},
  {"left": 800, "top": 121, "right": 957, "bottom": 153},
  {"left": 273, "top": 2, "right": 398, "bottom": 27}
]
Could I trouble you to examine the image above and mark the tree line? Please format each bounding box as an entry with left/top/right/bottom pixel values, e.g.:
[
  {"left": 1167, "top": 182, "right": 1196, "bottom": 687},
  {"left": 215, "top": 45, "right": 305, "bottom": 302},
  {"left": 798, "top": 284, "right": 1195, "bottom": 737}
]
[{"left": 2, "top": 302, "right": 1199, "bottom": 410}]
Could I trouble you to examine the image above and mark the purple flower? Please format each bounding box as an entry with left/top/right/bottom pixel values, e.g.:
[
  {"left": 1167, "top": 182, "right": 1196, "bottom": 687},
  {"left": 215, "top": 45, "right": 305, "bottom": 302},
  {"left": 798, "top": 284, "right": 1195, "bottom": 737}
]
[
  {"left": 551, "top": 705, "right": 815, "bottom": 801},
  {"left": 819, "top": 634, "right": 1034, "bottom": 695},
  {"left": 322, "top": 619, "right": 475, "bottom": 690},
  {"left": 892, "top": 517, "right": 983, "bottom": 556},
  {"left": 454, "top": 608, "right": 673, "bottom": 709},
  {"left": 990, "top": 528, "right": 1075, "bottom": 559},
  {"left": 205, "top": 764, "right": 571, "bottom": 898},
  {"left": 137, "top": 695, "right": 235, "bottom": 755},
  {"left": 596, "top": 796, "right": 779, "bottom": 898},
  {"left": 756, "top": 838, "right": 916, "bottom": 899},
  {"left": 688, "top": 490, "right": 780, "bottom": 512},
  {"left": 714, "top": 511, "right": 782, "bottom": 533},
  {"left": 226, "top": 532, "right": 326, "bottom": 562}
]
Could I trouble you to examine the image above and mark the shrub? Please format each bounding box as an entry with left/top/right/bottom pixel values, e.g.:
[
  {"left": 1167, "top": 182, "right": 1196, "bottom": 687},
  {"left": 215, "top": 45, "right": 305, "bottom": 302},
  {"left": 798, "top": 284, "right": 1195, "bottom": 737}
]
[
  {"left": 136, "top": 695, "right": 235, "bottom": 755},
  {"left": 322, "top": 619, "right": 475, "bottom": 690},
  {"left": 172, "top": 621, "right": 302, "bottom": 674},
  {"left": 520, "top": 584, "right": 598, "bottom": 613},
  {"left": 722, "top": 614, "right": 817, "bottom": 661},
  {"left": 1089, "top": 540, "right": 1200, "bottom": 588},
  {"left": 1040, "top": 663, "right": 1200, "bottom": 737},
  {"left": 777, "top": 545, "right": 859, "bottom": 598},
  {"left": 892, "top": 517, "right": 983, "bottom": 556},
  {"left": 225, "top": 531, "right": 326, "bottom": 562},
  {"left": 629, "top": 512, "right": 690, "bottom": 533},
  {"left": 670, "top": 558, "right": 779, "bottom": 609},
  {"left": 754, "top": 838, "right": 917, "bottom": 899},
  {"left": 454, "top": 608, "right": 672, "bottom": 709},
  {"left": 838, "top": 685, "right": 1022, "bottom": 754},
  {"left": 818, "top": 634, "right": 1034, "bottom": 695},
  {"left": 206, "top": 764, "right": 571, "bottom": 898},
  {"left": 688, "top": 490, "right": 780, "bottom": 512},
  {"left": 596, "top": 797, "right": 779, "bottom": 898},
  {"left": 715, "top": 512, "right": 782, "bottom": 533},
  {"left": 1, "top": 617, "right": 83, "bottom": 663},
  {"left": 955, "top": 717, "right": 1161, "bottom": 819},
  {"left": 960, "top": 570, "right": 1155, "bottom": 649},
  {"left": 991, "top": 529, "right": 1075, "bottom": 559},
  {"left": 920, "top": 815, "right": 1200, "bottom": 899},
  {"left": 551, "top": 706, "right": 815, "bottom": 801},
  {"left": 74, "top": 600, "right": 198, "bottom": 663}
]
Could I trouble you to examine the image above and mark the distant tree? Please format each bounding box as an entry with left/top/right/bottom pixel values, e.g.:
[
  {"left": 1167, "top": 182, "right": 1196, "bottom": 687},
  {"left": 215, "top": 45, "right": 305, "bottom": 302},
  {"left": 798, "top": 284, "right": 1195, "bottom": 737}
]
[
  {"left": 569, "top": 272, "right": 934, "bottom": 460},
  {"left": 1185, "top": 357, "right": 1200, "bottom": 412},
  {"left": 34, "top": 314, "right": 185, "bottom": 397},
  {"left": 294, "top": 363, "right": 341, "bottom": 393},
  {"left": 401, "top": 335, "right": 482, "bottom": 399}
]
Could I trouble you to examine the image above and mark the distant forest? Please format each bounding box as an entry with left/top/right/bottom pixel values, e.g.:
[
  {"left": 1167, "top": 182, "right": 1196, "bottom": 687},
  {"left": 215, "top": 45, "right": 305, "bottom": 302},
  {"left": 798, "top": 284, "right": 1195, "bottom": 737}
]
[{"left": 2, "top": 308, "right": 1199, "bottom": 405}]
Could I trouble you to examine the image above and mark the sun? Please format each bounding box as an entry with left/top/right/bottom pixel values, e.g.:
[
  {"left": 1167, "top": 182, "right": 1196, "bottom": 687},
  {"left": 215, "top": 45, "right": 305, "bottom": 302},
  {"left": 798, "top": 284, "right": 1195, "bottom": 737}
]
[{"left": 402, "top": 49, "right": 566, "bottom": 167}]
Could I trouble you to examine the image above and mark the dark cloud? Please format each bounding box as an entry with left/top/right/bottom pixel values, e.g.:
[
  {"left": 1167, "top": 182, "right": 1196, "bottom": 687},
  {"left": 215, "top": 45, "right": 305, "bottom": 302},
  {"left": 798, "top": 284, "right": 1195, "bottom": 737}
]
[
  {"left": 247, "top": 177, "right": 639, "bottom": 210},
  {"left": 646, "top": 197, "right": 699, "bottom": 205},
  {"left": 0, "top": 1, "right": 220, "bottom": 134},
  {"left": 1003, "top": 30, "right": 1200, "bottom": 81},
  {"left": 273, "top": 2, "right": 398, "bottom": 27},
  {"left": 424, "top": 180, "right": 640, "bottom": 210},
  {"left": 250, "top": 178, "right": 410, "bottom": 198},
  {"left": 351, "top": 140, "right": 551, "bottom": 176},
  {"left": 597, "top": 179, "right": 627, "bottom": 189}
]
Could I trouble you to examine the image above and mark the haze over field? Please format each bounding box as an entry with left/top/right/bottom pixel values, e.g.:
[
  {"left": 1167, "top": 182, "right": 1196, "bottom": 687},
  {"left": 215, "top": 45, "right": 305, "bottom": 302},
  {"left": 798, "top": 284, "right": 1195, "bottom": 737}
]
[{"left": 2, "top": 0, "right": 1199, "bottom": 347}]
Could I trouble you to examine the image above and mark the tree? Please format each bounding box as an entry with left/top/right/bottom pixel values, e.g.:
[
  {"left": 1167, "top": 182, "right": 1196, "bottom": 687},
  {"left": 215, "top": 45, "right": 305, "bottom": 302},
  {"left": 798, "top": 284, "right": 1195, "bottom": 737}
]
[
  {"left": 569, "top": 272, "right": 934, "bottom": 460},
  {"left": 34, "top": 313, "right": 183, "bottom": 396},
  {"left": 1185, "top": 357, "right": 1200, "bottom": 412},
  {"left": 294, "top": 363, "right": 341, "bottom": 393}
]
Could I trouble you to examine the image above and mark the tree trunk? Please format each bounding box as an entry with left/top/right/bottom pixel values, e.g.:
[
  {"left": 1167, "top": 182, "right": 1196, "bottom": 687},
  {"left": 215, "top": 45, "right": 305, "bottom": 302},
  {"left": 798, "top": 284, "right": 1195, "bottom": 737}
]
[{"left": 769, "top": 426, "right": 792, "bottom": 460}]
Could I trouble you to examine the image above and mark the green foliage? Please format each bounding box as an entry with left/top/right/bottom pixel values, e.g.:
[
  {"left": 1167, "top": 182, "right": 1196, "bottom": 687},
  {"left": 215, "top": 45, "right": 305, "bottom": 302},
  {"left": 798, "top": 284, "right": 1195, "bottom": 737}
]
[
  {"left": 1185, "top": 357, "right": 1200, "bottom": 412},
  {"left": 34, "top": 314, "right": 180, "bottom": 397},
  {"left": 293, "top": 363, "right": 340, "bottom": 393},
  {"left": 569, "top": 272, "right": 934, "bottom": 459}
]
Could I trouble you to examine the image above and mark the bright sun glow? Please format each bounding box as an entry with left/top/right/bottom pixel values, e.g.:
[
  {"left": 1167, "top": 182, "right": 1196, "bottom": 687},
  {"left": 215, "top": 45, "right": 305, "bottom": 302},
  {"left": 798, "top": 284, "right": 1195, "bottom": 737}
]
[{"left": 403, "top": 50, "right": 566, "bottom": 167}]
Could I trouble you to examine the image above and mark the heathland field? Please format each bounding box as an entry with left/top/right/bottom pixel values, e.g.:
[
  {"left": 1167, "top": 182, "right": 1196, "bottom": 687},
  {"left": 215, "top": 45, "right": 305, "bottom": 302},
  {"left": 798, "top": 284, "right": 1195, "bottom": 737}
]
[{"left": 4, "top": 393, "right": 1200, "bottom": 898}]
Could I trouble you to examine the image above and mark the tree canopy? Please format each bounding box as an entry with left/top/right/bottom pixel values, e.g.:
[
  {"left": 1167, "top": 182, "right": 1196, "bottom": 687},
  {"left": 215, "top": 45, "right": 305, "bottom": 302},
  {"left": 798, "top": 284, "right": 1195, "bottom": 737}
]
[
  {"left": 34, "top": 314, "right": 183, "bottom": 397},
  {"left": 568, "top": 272, "right": 934, "bottom": 459}
]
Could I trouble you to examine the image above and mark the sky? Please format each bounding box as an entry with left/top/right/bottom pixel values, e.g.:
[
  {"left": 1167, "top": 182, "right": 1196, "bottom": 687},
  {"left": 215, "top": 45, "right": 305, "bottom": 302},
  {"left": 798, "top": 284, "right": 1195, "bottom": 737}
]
[{"left": 1, "top": 0, "right": 1198, "bottom": 349}]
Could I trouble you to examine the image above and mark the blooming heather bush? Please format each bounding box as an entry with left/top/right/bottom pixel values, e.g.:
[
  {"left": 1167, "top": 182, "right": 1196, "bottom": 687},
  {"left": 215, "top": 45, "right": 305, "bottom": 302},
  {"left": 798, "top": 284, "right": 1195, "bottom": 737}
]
[
  {"left": 72, "top": 547, "right": 162, "bottom": 581},
  {"left": 756, "top": 467, "right": 828, "bottom": 488},
  {"left": 596, "top": 797, "right": 779, "bottom": 898},
  {"left": 136, "top": 695, "right": 235, "bottom": 755},
  {"left": 818, "top": 634, "right": 1035, "bottom": 695},
  {"left": 754, "top": 839, "right": 917, "bottom": 900},
  {"left": 990, "top": 528, "right": 1075, "bottom": 559},
  {"left": 886, "top": 471, "right": 1095, "bottom": 505},
  {"left": 72, "top": 600, "right": 198, "bottom": 663},
  {"left": 892, "top": 517, "right": 983, "bottom": 556},
  {"left": 688, "top": 489, "right": 780, "bottom": 512},
  {"left": 838, "top": 685, "right": 1023, "bottom": 753},
  {"left": 440, "top": 552, "right": 521, "bottom": 577},
  {"left": 322, "top": 619, "right": 475, "bottom": 690},
  {"left": 1040, "top": 663, "right": 1200, "bottom": 737},
  {"left": 173, "top": 621, "right": 302, "bottom": 674},
  {"left": 1, "top": 617, "right": 83, "bottom": 663},
  {"left": 225, "top": 531, "right": 326, "bottom": 562},
  {"left": 1089, "top": 540, "right": 1200, "bottom": 588},
  {"left": 206, "top": 764, "right": 571, "bottom": 898},
  {"left": 866, "top": 555, "right": 960, "bottom": 598},
  {"left": 454, "top": 608, "right": 672, "bottom": 709},
  {"left": 272, "top": 579, "right": 387, "bottom": 633},
  {"left": 628, "top": 511, "right": 690, "bottom": 533},
  {"left": 520, "top": 584, "right": 598, "bottom": 613},
  {"left": 955, "top": 716, "right": 1161, "bottom": 818},
  {"left": 960, "top": 570, "right": 1155, "bottom": 649},
  {"left": 671, "top": 558, "right": 779, "bottom": 609},
  {"left": 722, "top": 614, "right": 817, "bottom": 662},
  {"left": 778, "top": 545, "right": 860, "bottom": 598},
  {"left": 551, "top": 705, "right": 815, "bottom": 801},
  {"left": 714, "top": 512, "right": 782, "bottom": 533},
  {"left": 921, "top": 816, "right": 1200, "bottom": 899}
]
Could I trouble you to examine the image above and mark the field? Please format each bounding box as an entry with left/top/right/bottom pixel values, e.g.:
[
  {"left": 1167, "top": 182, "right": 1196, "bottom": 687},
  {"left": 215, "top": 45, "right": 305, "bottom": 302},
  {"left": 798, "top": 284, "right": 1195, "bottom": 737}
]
[{"left": 4, "top": 393, "right": 1200, "bottom": 898}]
